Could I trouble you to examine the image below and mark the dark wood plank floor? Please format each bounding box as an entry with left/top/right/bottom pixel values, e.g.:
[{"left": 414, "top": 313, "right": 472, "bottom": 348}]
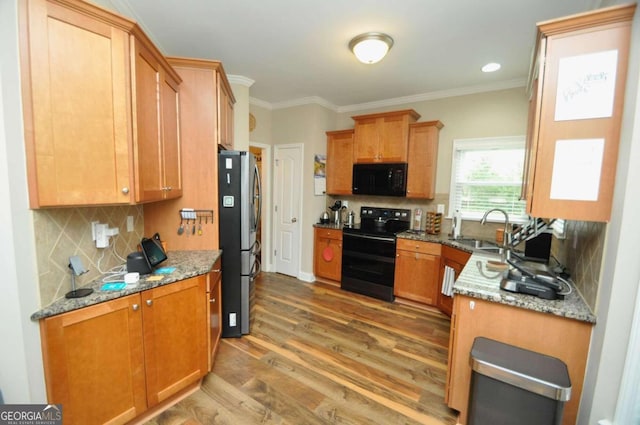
[{"left": 144, "top": 272, "right": 457, "bottom": 425}]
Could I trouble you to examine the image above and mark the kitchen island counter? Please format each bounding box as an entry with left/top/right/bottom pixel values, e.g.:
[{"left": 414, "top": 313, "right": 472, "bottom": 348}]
[{"left": 31, "top": 250, "right": 221, "bottom": 320}]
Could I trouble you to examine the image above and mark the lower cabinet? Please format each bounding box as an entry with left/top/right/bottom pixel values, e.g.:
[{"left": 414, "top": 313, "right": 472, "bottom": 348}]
[
  {"left": 438, "top": 246, "right": 471, "bottom": 316},
  {"left": 446, "top": 295, "right": 592, "bottom": 425},
  {"left": 394, "top": 239, "right": 442, "bottom": 306},
  {"left": 207, "top": 258, "right": 222, "bottom": 371},
  {"left": 39, "top": 276, "right": 208, "bottom": 425},
  {"left": 314, "top": 227, "right": 343, "bottom": 283}
]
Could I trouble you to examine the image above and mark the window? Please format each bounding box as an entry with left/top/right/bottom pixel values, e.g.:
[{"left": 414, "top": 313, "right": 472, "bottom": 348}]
[{"left": 449, "top": 136, "right": 527, "bottom": 223}]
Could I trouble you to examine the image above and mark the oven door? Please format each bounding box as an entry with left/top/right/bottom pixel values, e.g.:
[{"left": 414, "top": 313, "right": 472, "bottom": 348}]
[{"left": 341, "top": 232, "right": 396, "bottom": 301}]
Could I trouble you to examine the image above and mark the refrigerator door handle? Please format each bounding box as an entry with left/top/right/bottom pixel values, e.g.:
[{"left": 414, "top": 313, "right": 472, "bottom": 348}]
[{"left": 252, "top": 163, "right": 262, "bottom": 232}]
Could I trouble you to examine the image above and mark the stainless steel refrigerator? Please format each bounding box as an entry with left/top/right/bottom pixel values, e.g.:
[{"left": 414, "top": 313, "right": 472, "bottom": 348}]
[{"left": 218, "top": 150, "right": 261, "bottom": 337}]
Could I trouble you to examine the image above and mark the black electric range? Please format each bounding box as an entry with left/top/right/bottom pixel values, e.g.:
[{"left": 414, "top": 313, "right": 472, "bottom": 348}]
[{"left": 341, "top": 207, "right": 411, "bottom": 301}]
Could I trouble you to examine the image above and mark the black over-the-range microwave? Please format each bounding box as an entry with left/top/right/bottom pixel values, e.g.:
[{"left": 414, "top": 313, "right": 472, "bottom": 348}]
[{"left": 352, "top": 163, "right": 407, "bottom": 196}]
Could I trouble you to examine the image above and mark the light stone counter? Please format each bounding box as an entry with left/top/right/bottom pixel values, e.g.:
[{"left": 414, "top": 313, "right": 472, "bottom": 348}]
[{"left": 31, "top": 250, "right": 221, "bottom": 320}]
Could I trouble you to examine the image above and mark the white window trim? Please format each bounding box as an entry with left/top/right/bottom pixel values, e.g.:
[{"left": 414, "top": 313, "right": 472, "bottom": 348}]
[{"left": 448, "top": 135, "right": 527, "bottom": 223}]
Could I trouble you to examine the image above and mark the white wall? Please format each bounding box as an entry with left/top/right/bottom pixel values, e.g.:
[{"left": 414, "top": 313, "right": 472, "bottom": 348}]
[
  {"left": 231, "top": 81, "right": 251, "bottom": 151},
  {"left": 0, "top": 0, "right": 46, "bottom": 403},
  {"left": 579, "top": 8, "right": 640, "bottom": 424}
]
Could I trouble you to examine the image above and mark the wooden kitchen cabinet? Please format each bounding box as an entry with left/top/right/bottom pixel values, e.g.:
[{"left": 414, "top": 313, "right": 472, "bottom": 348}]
[
  {"left": 219, "top": 80, "right": 235, "bottom": 150},
  {"left": 326, "top": 129, "right": 354, "bottom": 195},
  {"left": 446, "top": 295, "right": 592, "bottom": 425},
  {"left": 438, "top": 245, "right": 471, "bottom": 316},
  {"left": 394, "top": 239, "right": 442, "bottom": 306},
  {"left": 406, "top": 121, "right": 443, "bottom": 199},
  {"left": 207, "top": 257, "right": 223, "bottom": 371},
  {"left": 132, "top": 35, "right": 182, "bottom": 203},
  {"left": 144, "top": 57, "right": 235, "bottom": 251},
  {"left": 314, "top": 227, "right": 343, "bottom": 283},
  {"left": 39, "top": 276, "right": 208, "bottom": 424},
  {"left": 523, "top": 4, "right": 635, "bottom": 222},
  {"left": 19, "top": 0, "right": 182, "bottom": 208},
  {"left": 352, "top": 110, "right": 420, "bottom": 163}
]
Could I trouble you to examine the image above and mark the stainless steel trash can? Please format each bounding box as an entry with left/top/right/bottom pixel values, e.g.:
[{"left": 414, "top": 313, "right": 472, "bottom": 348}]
[{"left": 468, "top": 337, "right": 571, "bottom": 425}]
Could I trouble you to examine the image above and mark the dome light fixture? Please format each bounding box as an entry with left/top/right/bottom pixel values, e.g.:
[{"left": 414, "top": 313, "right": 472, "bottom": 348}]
[
  {"left": 349, "top": 32, "right": 394, "bottom": 64},
  {"left": 482, "top": 62, "right": 501, "bottom": 73}
]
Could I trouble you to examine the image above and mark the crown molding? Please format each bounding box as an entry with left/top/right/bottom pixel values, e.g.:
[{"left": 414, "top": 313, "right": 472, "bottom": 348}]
[
  {"left": 109, "top": 0, "right": 166, "bottom": 52},
  {"left": 336, "top": 78, "right": 527, "bottom": 113},
  {"left": 249, "top": 78, "right": 527, "bottom": 113},
  {"left": 228, "top": 75, "right": 255, "bottom": 87}
]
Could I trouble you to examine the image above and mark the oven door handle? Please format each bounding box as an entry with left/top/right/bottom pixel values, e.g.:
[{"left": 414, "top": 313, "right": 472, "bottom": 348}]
[{"left": 343, "top": 233, "right": 395, "bottom": 243}]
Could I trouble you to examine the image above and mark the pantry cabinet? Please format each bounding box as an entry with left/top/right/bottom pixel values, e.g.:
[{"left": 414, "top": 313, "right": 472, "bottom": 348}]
[
  {"left": 326, "top": 130, "right": 354, "bottom": 195},
  {"left": 39, "top": 276, "right": 207, "bottom": 424},
  {"left": 19, "top": 0, "right": 182, "bottom": 208},
  {"left": 394, "top": 239, "right": 442, "bottom": 306},
  {"left": 523, "top": 4, "right": 635, "bottom": 222},
  {"left": 352, "top": 110, "right": 420, "bottom": 163},
  {"left": 406, "top": 121, "right": 443, "bottom": 199},
  {"left": 437, "top": 245, "right": 471, "bottom": 316},
  {"left": 314, "top": 227, "right": 343, "bottom": 283}
]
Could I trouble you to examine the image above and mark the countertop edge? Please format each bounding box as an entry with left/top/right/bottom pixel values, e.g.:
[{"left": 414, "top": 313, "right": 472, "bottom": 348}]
[{"left": 31, "top": 250, "right": 222, "bottom": 321}]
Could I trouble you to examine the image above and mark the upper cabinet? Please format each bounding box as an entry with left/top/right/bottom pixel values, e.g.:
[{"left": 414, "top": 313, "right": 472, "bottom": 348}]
[
  {"left": 352, "top": 110, "right": 420, "bottom": 163},
  {"left": 406, "top": 121, "right": 443, "bottom": 199},
  {"left": 218, "top": 80, "right": 235, "bottom": 151},
  {"left": 19, "top": 0, "right": 182, "bottom": 208},
  {"left": 326, "top": 130, "right": 354, "bottom": 195},
  {"left": 523, "top": 4, "right": 636, "bottom": 222}
]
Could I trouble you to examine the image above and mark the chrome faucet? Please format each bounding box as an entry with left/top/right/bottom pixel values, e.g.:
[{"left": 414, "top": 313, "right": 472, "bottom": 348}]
[{"left": 481, "top": 208, "right": 511, "bottom": 259}]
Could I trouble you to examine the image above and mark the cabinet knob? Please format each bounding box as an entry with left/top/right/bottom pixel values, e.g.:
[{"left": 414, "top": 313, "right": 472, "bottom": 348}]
[
  {"left": 210, "top": 298, "right": 216, "bottom": 303},
  {"left": 132, "top": 304, "right": 139, "bottom": 311},
  {"left": 212, "top": 269, "right": 221, "bottom": 273},
  {"left": 122, "top": 187, "right": 130, "bottom": 194},
  {"left": 146, "top": 299, "right": 153, "bottom": 306}
]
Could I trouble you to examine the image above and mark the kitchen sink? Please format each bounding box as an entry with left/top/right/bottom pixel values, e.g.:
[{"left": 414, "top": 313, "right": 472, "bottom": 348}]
[{"left": 450, "top": 238, "right": 505, "bottom": 255}]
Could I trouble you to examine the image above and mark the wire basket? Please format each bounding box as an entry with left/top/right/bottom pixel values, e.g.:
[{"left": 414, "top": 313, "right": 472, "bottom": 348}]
[{"left": 425, "top": 212, "right": 442, "bottom": 234}]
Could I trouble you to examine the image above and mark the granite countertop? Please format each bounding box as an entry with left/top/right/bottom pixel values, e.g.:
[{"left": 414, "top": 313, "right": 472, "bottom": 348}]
[{"left": 31, "top": 250, "right": 222, "bottom": 321}]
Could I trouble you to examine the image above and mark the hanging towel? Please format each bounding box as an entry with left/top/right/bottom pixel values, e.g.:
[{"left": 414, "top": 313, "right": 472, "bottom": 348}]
[{"left": 442, "top": 265, "right": 456, "bottom": 297}]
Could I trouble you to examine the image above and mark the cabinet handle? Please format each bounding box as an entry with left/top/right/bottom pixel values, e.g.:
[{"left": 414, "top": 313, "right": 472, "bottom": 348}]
[
  {"left": 166, "top": 186, "right": 172, "bottom": 191},
  {"left": 212, "top": 269, "right": 221, "bottom": 273},
  {"left": 210, "top": 298, "right": 216, "bottom": 303},
  {"left": 132, "top": 304, "right": 139, "bottom": 311},
  {"left": 146, "top": 299, "right": 153, "bottom": 306},
  {"left": 122, "top": 187, "right": 130, "bottom": 194}
]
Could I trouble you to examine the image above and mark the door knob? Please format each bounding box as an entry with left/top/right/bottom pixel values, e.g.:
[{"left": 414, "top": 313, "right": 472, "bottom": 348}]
[{"left": 291, "top": 218, "right": 297, "bottom": 223}]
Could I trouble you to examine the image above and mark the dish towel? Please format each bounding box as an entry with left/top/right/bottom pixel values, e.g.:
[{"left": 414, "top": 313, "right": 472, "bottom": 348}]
[{"left": 442, "top": 265, "right": 456, "bottom": 297}]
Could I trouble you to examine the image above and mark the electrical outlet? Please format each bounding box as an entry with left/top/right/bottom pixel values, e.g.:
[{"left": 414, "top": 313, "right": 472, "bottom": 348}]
[
  {"left": 91, "top": 221, "right": 100, "bottom": 241},
  {"left": 95, "top": 223, "right": 109, "bottom": 248},
  {"left": 437, "top": 204, "right": 445, "bottom": 214},
  {"left": 126, "top": 216, "right": 134, "bottom": 232},
  {"left": 229, "top": 313, "right": 237, "bottom": 327},
  {"left": 342, "top": 200, "right": 349, "bottom": 208}
]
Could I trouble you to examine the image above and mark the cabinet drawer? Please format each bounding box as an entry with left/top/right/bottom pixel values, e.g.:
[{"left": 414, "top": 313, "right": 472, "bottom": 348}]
[
  {"left": 315, "top": 227, "right": 343, "bottom": 241},
  {"left": 396, "top": 239, "right": 441, "bottom": 255}
]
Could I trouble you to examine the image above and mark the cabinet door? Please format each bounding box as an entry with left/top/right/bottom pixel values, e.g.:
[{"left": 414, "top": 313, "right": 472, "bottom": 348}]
[
  {"left": 353, "top": 117, "right": 379, "bottom": 163},
  {"left": 142, "top": 276, "right": 208, "bottom": 406},
  {"left": 160, "top": 72, "right": 182, "bottom": 199},
  {"left": 438, "top": 246, "right": 471, "bottom": 316},
  {"left": 219, "top": 83, "right": 234, "bottom": 150},
  {"left": 40, "top": 294, "right": 146, "bottom": 425},
  {"left": 394, "top": 250, "right": 441, "bottom": 305},
  {"left": 20, "top": 0, "right": 132, "bottom": 207},
  {"left": 208, "top": 261, "right": 222, "bottom": 371},
  {"left": 326, "top": 130, "right": 354, "bottom": 195},
  {"left": 314, "top": 236, "right": 343, "bottom": 282},
  {"left": 133, "top": 37, "right": 164, "bottom": 203},
  {"left": 407, "top": 121, "right": 442, "bottom": 199},
  {"left": 378, "top": 114, "right": 409, "bottom": 162}
]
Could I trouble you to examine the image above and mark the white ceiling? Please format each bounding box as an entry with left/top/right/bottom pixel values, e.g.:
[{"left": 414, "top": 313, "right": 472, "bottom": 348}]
[{"left": 108, "top": 0, "right": 600, "bottom": 110}]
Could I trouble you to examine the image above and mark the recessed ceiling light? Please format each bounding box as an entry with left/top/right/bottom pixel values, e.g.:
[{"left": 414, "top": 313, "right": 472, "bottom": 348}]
[{"left": 482, "top": 62, "right": 501, "bottom": 73}]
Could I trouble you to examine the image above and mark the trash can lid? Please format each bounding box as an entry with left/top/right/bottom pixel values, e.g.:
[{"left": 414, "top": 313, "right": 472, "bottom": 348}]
[{"left": 470, "top": 337, "right": 571, "bottom": 401}]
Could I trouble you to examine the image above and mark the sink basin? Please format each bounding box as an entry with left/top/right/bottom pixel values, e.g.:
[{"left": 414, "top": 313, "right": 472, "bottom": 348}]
[{"left": 450, "top": 238, "right": 505, "bottom": 255}]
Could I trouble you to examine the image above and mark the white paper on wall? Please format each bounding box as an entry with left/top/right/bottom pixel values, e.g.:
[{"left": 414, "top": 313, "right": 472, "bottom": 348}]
[
  {"left": 550, "top": 138, "right": 604, "bottom": 201},
  {"left": 554, "top": 50, "right": 618, "bottom": 121}
]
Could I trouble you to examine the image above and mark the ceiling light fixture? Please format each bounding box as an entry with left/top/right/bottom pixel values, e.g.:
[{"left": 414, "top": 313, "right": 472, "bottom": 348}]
[
  {"left": 482, "top": 62, "right": 501, "bottom": 73},
  {"left": 349, "top": 32, "right": 394, "bottom": 64}
]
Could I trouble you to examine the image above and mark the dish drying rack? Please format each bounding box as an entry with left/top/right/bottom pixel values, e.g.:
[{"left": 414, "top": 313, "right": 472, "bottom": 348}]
[{"left": 509, "top": 217, "right": 555, "bottom": 247}]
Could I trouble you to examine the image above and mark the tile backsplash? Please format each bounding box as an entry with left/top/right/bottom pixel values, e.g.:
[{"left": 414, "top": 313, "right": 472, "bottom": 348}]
[{"left": 33, "top": 205, "right": 144, "bottom": 306}]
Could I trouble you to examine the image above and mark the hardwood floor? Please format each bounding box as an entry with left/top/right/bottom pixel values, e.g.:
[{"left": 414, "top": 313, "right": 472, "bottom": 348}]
[{"left": 144, "top": 272, "right": 457, "bottom": 425}]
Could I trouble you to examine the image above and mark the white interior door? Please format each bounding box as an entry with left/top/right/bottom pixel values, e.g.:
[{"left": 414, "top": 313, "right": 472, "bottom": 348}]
[{"left": 274, "top": 144, "right": 302, "bottom": 277}]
